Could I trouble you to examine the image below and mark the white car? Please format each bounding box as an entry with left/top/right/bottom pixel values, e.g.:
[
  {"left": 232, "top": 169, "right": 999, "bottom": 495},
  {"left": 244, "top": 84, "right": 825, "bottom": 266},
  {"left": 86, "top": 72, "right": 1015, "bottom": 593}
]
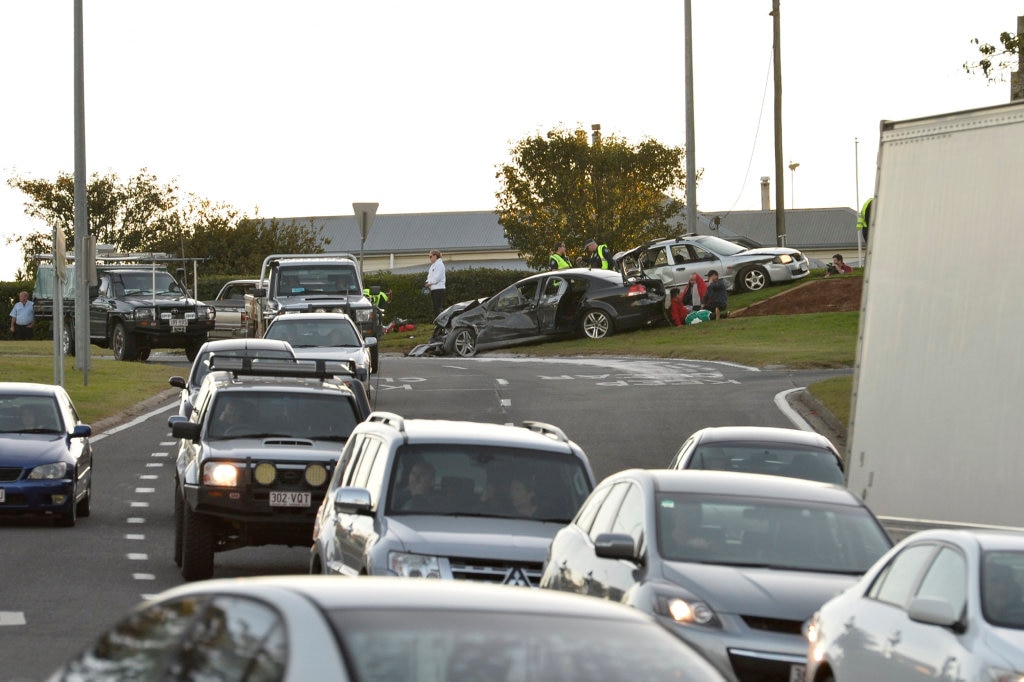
[
  {"left": 263, "top": 312, "right": 375, "bottom": 382},
  {"left": 620, "top": 234, "right": 811, "bottom": 292},
  {"left": 807, "top": 528, "right": 1024, "bottom": 681},
  {"left": 48, "top": 576, "right": 727, "bottom": 681}
]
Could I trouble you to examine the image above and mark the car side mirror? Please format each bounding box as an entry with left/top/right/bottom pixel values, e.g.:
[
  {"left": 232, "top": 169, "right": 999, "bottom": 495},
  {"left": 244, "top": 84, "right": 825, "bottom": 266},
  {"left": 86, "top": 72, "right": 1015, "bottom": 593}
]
[
  {"left": 363, "top": 337, "right": 377, "bottom": 347},
  {"left": 334, "top": 487, "right": 372, "bottom": 514},
  {"left": 907, "top": 596, "right": 960, "bottom": 628},
  {"left": 168, "top": 376, "right": 187, "bottom": 390},
  {"left": 171, "top": 420, "right": 202, "bottom": 441},
  {"left": 594, "top": 532, "right": 639, "bottom": 561},
  {"left": 70, "top": 424, "right": 91, "bottom": 439}
]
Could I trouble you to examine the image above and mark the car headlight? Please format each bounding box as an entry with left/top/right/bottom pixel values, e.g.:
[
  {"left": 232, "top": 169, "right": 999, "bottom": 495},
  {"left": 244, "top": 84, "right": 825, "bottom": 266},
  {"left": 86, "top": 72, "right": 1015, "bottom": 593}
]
[
  {"left": 987, "top": 667, "right": 1024, "bottom": 682},
  {"left": 29, "top": 462, "right": 68, "bottom": 479},
  {"left": 653, "top": 594, "right": 722, "bottom": 629},
  {"left": 355, "top": 309, "right": 373, "bottom": 323},
  {"left": 134, "top": 307, "right": 156, "bottom": 321},
  {"left": 388, "top": 552, "right": 442, "bottom": 578},
  {"left": 202, "top": 462, "right": 240, "bottom": 487},
  {"left": 200, "top": 305, "right": 216, "bottom": 320},
  {"left": 774, "top": 254, "right": 794, "bottom": 264}
]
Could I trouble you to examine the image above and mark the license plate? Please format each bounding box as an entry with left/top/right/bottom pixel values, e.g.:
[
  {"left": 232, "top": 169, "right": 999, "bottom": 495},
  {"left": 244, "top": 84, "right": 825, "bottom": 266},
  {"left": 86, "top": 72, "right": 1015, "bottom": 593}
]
[
  {"left": 0, "top": 488, "right": 5, "bottom": 503},
  {"left": 170, "top": 319, "right": 187, "bottom": 331},
  {"left": 269, "top": 491, "right": 310, "bottom": 507},
  {"left": 789, "top": 664, "right": 806, "bottom": 682}
]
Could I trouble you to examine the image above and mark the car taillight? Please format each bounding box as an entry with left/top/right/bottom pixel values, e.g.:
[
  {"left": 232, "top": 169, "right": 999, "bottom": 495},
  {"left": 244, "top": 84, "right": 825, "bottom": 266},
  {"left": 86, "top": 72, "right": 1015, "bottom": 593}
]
[{"left": 626, "top": 284, "right": 647, "bottom": 297}]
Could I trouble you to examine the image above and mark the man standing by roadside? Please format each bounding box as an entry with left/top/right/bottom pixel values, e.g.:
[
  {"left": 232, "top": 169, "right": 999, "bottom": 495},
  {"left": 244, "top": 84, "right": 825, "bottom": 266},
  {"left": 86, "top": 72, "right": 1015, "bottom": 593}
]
[
  {"left": 576, "top": 238, "right": 614, "bottom": 270},
  {"left": 702, "top": 270, "right": 728, "bottom": 319},
  {"left": 547, "top": 242, "right": 572, "bottom": 270},
  {"left": 424, "top": 249, "right": 446, "bottom": 319},
  {"left": 9, "top": 291, "right": 35, "bottom": 340}
]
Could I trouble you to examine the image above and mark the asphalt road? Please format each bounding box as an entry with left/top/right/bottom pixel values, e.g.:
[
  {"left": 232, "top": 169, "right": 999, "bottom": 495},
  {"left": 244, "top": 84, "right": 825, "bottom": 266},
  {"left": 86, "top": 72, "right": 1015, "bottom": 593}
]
[{"left": 0, "top": 352, "right": 850, "bottom": 681}]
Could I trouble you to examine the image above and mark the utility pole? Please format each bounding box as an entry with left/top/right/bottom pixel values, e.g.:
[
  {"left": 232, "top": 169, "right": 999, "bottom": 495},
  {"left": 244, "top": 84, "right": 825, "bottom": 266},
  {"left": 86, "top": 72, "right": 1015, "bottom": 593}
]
[
  {"left": 73, "top": 0, "right": 91, "bottom": 382},
  {"left": 684, "top": 0, "right": 697, "bottom": 236},
  {"left": 772, "top": 0, "right": 786, "bottom": 246}
]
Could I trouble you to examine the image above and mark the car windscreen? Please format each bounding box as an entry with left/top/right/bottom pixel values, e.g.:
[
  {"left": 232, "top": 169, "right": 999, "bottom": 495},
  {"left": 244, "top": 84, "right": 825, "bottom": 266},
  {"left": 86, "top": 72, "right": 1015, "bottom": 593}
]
[
  {"left": 656, "top": 493, "right": 891, "bottom": 573},
  {"left": 692, "top": 235, "right": 749, "bottom": 256},
  {"left": 0, "top": 394, "right": 63, "bottom": 434},
  {"left": 687, "top": 441, "right": 844, "bottom": 484},
  {"left": 207, "top": 391, "right": 357, "bottom": 441},
  {"left": 118, "top": 270, "right": 180, "bottom": 295},
  {"left": 264, "top": 320, "right": 360, "bottom": 348},
  {"left": 276, "top": 265, "right": 359, "bottom": 295},
  {"left": 387, "top": 445, "right": 592, "bottom": 522},
  {"left": 329, "top": 609, "right": 723, "bottom": 681}
]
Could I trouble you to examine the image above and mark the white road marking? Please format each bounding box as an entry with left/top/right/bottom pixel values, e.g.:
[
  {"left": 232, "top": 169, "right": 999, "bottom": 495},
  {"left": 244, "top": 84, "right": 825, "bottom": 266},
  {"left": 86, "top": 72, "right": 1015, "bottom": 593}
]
[
  {"left": 127, "top": 517, "right": 146, "bottom": 524},
  {"left": 135, "top": 488, "right": 156, "bottom": 494},
  {"left": 496, "top": 378, "right": 509, "bottom": 385},
  {"left": 129, "top": 501, "right": 150, "bottom": 508},
  {"left": 125, "top": 534, "right": 145, "bottom": 540},
  {"left": 91, "top": 402, "right": 176, "bottom": 442},
  {"left": 0, "top": 612, "right": 26, "bottom": 626},
  {"left": 133, "top": 575, "right": 156, "bottom": 582},
  {"left": 775, "top": 388, "right": 814, "bottom": 431},
  {"left": 145, "top": 462, "right": 164, "bottom": 468},
  {"left": 150, "top": 452, "right": 169, "bottom": 458},
  {"left": 127, "top": 553, "right": 148, "bottom": 561}
]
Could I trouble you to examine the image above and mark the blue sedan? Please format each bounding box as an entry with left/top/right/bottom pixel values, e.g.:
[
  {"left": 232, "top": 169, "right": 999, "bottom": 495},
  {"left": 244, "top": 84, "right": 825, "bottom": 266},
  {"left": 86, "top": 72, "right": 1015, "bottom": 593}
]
[{"left": 0, "top": 382, "right": 92, "bottom": 526}]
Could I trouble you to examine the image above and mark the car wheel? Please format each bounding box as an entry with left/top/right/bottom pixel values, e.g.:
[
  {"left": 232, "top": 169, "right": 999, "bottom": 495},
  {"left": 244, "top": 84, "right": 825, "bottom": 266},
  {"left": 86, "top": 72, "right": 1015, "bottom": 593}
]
[
  {"left": 75, "top": 477, "right": 91, "bottom": 518},
  {"left": 56, "top": 483, "right": 77, "bottom": 527},
  {"left": 738, "top": 265, "right": 769, "bottom": 292},
  {"left": 181, "top": 502, "right": 214, "bottom": 581},
  {"left": 580, "top": 309, "right": 614, "bottom": 339},
  {"left": 185, "top": 341, "right": 202, "bottom": 363},
  {"left": 61, "top": 319, "right": 76, "bottom": 356},
  {"left": 111, "top": 322, "right": 139, "bottom": 361},
  {"left": 137, "top": 347, "right": 151, "bottom": 362},
  {"left": 444, "top": 328, "right": 477, "bottom": 357},
  {"left": 173, "top": 483, "right": 184, "bottom": 567}
]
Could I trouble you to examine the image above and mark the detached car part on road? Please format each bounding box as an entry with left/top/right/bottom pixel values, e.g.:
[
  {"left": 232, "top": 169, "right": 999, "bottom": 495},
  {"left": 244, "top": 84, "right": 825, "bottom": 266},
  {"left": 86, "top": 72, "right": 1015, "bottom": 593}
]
[
  {"left": 410, "top": 266, "right": 666, "bottom": 358},
  {"left": 0, "top": 382, "right": 92, "bottom": 527},
  {"left": 168, "top": 357, "right": 371, "bottom": 581},
  {"left": 620, "top": 233, "right": 810, "bottom": 293}
]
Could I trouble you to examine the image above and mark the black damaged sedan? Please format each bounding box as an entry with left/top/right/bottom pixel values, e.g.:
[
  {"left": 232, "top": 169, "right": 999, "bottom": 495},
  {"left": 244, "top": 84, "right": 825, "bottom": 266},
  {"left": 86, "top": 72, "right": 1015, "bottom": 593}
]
[{"left": 419, "top": 267, "right": 667, "bottom": 358}]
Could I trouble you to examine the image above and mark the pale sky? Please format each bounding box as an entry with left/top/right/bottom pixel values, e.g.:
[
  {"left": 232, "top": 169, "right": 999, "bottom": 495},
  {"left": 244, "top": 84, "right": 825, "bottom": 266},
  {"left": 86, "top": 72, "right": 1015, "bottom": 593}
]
[{"left": 1, "top": 1, "right": 1018, "bottom": 280}]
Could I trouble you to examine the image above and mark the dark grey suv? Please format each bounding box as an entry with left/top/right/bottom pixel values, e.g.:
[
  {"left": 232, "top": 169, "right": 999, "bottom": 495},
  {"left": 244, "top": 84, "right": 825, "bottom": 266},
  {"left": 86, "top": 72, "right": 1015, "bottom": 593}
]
[
  {"left": 169, "top": 357, "right": 371, "bottom": 581},
  {"left": 309, "top": 412, "right": 596, "bottom": 586}
]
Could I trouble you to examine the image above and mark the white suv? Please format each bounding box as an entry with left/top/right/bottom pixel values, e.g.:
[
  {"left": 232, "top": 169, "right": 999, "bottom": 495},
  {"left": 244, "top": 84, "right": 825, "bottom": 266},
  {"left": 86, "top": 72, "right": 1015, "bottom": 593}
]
[{"left": 309, "top": 412, "right": 596, "bottom": 586}]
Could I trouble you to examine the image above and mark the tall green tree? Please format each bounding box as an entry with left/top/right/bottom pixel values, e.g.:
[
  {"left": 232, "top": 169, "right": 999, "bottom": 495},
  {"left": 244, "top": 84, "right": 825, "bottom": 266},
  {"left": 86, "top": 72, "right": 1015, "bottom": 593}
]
[
  {"left": 496, "top": 126, "right": 693, "bottom": 269},
  {"left": 6, "top": 169, "right": 328, "bottom": 279}
]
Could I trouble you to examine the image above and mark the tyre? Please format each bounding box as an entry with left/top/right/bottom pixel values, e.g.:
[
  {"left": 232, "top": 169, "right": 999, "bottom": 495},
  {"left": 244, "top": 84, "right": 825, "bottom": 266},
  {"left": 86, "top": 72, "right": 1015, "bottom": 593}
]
[
  {"left": 185, "top": 341, "right": 202, "bottom": 363},
  {"left": 181, "top": 502, "right": 215, "bottom": 581},
  {"left": 76, "top": 477, "right": 91, "bottom": 518},
  {"left": 56, "top": 483, "right": 77, "bottom": 527},
  {"left": 738, "top": 265, "right": 769, "bottom": 292},
  {"left": 444, "top": 328, "right": 477, "bottom": 357},
  {"left": 111, "top": 322, "right": 139, "bottom": 361},
  {"left": 173, "top": 483, "right": 184, "bottom": 567},
  {"left": 370, "top": 345, "right": 380, "bottom": 373},
  {"left": 137, "top": 347, "right": 151, "bottom": 362},
  {"left": 61, "top": 318, "right": 76, "bottom": 356},
  {"left": 580, "top": 309, "right": 613, "bottom": 339}
]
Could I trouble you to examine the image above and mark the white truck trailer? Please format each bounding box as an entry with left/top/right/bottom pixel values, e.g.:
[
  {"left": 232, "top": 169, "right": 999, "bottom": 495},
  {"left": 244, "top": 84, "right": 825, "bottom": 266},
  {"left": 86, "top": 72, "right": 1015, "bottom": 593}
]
[{"left": 845, "top": 100, "right": 1024, "bottom": 535}]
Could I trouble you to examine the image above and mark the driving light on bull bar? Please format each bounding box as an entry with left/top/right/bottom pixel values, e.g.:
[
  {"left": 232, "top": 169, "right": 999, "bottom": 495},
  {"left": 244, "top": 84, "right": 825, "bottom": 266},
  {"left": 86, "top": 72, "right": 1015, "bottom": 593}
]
[
  {"left": 304, "top": 464, "right": 328, "bottom": 487},
  {"left": 203, "top": 462, "right": 240, "bottom": 487},
  {"left": 254, "top": 463, "right": 277, "bottom": 485}
]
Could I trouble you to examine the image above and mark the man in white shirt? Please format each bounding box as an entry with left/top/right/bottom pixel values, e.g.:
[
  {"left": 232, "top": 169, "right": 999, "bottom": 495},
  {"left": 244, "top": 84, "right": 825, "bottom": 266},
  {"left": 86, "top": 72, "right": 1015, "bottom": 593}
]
[
  {"left": 9, "top": 291, "right": 35, "bottom": 340},
  {"left": 424, "top": 249, "right": 446, "bottom": 319}
]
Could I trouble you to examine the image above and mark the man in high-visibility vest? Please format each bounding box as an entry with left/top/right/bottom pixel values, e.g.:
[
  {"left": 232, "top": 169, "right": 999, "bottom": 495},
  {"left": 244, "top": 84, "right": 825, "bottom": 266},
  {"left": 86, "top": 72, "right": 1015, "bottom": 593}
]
[
  {"left": 547, "top": 242, "right": 572, "bottom": 270},
  {"left": 857, "top": 198, "right": 874, "bottom": 246},
  {"left": 577, "top": 238, "right": 614, "bottom": 270}
]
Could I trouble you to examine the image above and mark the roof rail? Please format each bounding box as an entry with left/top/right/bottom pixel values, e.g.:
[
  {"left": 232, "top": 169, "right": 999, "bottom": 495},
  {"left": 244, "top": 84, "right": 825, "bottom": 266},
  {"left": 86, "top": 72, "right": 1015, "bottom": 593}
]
[
  {"left": 209, "top": 355, "right": 355, "bottom": 379},
  {"left": 366, "top": 411, "right": 405, "bottom": 433},
  {"left": 521, "top": 420, "right": 570, "bottom": 444}
]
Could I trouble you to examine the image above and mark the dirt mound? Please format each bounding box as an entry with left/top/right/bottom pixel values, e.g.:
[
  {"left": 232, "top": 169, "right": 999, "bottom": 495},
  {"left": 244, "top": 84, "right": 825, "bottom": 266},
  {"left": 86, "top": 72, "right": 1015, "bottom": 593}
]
[{"left": 731, "top": 277, "right": 862, "bottom": 317}]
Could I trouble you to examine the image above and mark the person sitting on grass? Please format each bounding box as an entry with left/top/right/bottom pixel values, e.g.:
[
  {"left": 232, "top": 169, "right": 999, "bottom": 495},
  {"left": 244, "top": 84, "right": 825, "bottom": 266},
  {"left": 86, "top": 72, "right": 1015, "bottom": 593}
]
[{"left": 702, "top": 270, "right": 728, "bottom": 320}]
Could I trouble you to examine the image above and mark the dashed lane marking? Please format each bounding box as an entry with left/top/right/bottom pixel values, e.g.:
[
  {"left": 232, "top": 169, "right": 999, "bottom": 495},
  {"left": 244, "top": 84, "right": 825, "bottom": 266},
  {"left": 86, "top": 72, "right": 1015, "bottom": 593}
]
[{"left": 0, "top": 612, "right": 26, "bottom": 626}]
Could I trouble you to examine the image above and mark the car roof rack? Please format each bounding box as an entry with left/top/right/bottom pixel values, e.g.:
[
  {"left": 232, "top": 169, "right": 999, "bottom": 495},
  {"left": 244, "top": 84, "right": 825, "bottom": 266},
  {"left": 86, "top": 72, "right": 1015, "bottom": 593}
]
[
  {"left": 209, "top": 355, "right": 355, "bottom": 379},
  {"left": 521, "top": 420, "right": 570, "bottom": 444},
  {"left": 366, "top": 411, "right": 406, "bottom": 433}
]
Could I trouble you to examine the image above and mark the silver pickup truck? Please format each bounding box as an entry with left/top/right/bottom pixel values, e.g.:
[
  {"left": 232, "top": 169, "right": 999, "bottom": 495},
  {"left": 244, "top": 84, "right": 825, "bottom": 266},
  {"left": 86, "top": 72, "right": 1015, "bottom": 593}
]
[{"left": 209, "top": 279, "right": 259, "bottom": 339}]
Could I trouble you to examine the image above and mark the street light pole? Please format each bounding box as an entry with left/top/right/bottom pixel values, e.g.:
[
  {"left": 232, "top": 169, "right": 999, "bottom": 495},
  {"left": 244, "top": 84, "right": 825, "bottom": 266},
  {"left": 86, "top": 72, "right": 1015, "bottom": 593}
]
[{"left": 788, "top": 161, "right": 799, "bottom": 209}]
